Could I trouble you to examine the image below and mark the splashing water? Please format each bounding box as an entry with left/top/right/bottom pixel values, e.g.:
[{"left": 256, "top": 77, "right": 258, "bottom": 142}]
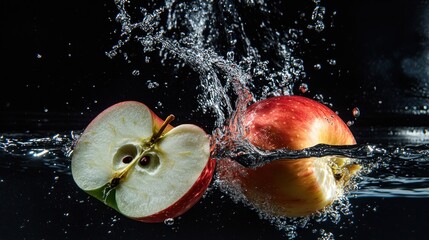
[
  {"left": 1, "top": 131, "right": 429, "bottom": 238},
  {"left": 2, "top": 0, "right": 429, "bottom": 239}
]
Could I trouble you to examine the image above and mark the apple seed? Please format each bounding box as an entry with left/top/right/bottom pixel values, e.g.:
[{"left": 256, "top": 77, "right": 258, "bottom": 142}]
[
  {"left": 139, "top": 156, "right": 151, "bottom": 166},
  {"left": 122, "top": 156, "right": 133, "bottom": 164},
  {"left": 107, "top": 114, "right": 176, "bottom": 191}
]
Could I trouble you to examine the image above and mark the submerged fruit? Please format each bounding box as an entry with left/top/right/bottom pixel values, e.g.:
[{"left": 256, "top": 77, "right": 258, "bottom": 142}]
[{"left": 219, "top": 96, "right": 360, "bottom": 217}]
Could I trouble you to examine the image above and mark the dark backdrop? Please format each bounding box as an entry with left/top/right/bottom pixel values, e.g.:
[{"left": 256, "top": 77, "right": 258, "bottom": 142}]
[
  {"left": 2, "top": 0, "right": 429, "bottom": 132},
  {"left": 1, "top": 1, "right": 428, "bottom": 239}
]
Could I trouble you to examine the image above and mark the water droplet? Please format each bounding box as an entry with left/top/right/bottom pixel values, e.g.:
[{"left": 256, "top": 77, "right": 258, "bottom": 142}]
[
  {"left": 164, "top": 218, "right": 174, "bottom": 225},
  {"left": 314, "top": 64, "right": 322, "bottom": 70},
  {"left": 132, "top": 70, "right": 140, "bottom": 76},
  {"left": 299, "top": 83, "right": 308, "bottom": 93},
  {"left": 36, "top": 53, "right": 42, "bottom": 59},
  {"left": 292, "top": 58, "right": 304, "bottom": 67},
  {"left": 352, "top": 107, "right": 360, "bottom": 118},
  {"left": 146, "top": 80, "right": 159, "bottom": 89},
  {"left": 314, "top": 20, "right": 325, "bottom": 32},
  {"left": 227, "top": 51, "right": 234, "bottom": 61},
  {"left": 327, "top": 59, "right": 336, "bottom": 65},
  {"left": 44, "top": 108, "right": 49, "bottom": 113}
]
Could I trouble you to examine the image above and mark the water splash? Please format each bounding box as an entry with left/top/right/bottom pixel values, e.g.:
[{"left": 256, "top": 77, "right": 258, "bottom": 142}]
[
  {"left": 1, "top": 129, "right": 429, "bottom": 238},
  {"left": 0, "top": 132, "right": 78, "bottom": 174},
  {"left": 96, "top": 0, "right": 427, "bottom": 236},
  {"left": 1, "top": 132, "right": 428, "bottom": 198},
  {"left": 2, "top": 0, "right": 429, "bottom": 239}
]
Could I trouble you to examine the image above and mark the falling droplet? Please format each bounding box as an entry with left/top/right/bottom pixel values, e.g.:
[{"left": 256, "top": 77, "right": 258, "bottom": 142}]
[
  {"left": 132, "top": 70, "right": 140, "bottom": 76},
  {"left": 314, "top": 63, "right": 322, "bottom": 70},
  {"left": 352, "top": 107, "right": 360, "bottom": 118},
  {"left": 327, "top": 59, "right": 336, "bottom": 66},
  {"left": 299, "top": 83, "right": 309, "bottom": 93},
  {"left": 146, "top": 80, "right": 160, "bottom": 89},
  {"left": 164, "top": 218, "right": 174, "bottom": 226}
]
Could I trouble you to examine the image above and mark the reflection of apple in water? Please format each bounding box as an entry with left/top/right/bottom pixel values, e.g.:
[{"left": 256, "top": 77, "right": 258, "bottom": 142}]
[
  {"left": 71, "top": 101, "right": 215, "bottom": 222},
  {"left": 219, "top": 96, "right": 361, "bottom": 217}
]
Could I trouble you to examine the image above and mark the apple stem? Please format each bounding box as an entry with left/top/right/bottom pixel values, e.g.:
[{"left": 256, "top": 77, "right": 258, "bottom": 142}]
[{"left": 151, "top": 114, "right": 175, "bottom": 144}]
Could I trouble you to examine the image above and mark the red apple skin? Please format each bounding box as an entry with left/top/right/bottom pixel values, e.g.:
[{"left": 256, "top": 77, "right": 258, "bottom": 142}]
[
  {"left": 80, "top": 101, "right": 215, "bottom": 222},
  {"left": 136, "top": 158, "right": 216, "bottom": 222},
  {"left": 219, "top": 96, "right": 356, "bottom": 217},
  {"left": 85, "top": 101, "right": 174, "bottom": 136},
  {"left": 243, "top": 96, "right": 356, "bottom": 150}
]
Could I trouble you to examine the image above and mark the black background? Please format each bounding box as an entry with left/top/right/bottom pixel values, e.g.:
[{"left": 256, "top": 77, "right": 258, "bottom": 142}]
[
  {"left": 1, "top": 0, "right": 428, "bottom": 239},
  {"left": 1, "top": 0, "right": 429, "bottom": 131}
]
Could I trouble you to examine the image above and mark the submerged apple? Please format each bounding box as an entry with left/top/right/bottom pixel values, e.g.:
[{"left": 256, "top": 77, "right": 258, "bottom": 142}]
[
  {"left": 71, "top": 101, "right": 215, "bottom": 222},
  {"left": 218, "top": 95, "right": 361, "bottom": 217}
]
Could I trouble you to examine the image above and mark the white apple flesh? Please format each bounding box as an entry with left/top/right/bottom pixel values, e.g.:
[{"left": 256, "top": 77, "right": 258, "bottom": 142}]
[{"left": 71, "top": 101, "right": 215, "bottom": 222}]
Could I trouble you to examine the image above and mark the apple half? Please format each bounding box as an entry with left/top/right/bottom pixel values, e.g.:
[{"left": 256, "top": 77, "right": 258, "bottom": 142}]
[{"left": 71, "top": 101, "right": 215, "bottom": 222}]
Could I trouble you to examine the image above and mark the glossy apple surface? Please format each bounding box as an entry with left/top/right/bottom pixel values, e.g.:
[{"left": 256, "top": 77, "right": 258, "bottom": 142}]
[
  {"left": 219, "top": 95, "right": 359, "bottom": 217},
  {"left": 71, "top": 101, "right": 215, "bottom": 222}
]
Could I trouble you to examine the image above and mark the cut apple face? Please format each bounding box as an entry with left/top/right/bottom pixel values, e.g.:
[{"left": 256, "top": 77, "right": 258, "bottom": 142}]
[{"left": 71, "top": 101, "right": 214, "bottom": 222}]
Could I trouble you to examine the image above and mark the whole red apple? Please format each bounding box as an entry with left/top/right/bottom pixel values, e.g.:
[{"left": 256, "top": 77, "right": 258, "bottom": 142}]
[{"left": 218, "top": 95, "right": 360, "bottom": 217}]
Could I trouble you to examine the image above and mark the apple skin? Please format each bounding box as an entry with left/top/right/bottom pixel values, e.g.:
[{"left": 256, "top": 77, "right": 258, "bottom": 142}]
[
  {"left": 137, "top": 158, "right": 216, "bottom": 222},
  {"left": 243, "top": 96, "right": 356, "bottom": 150},
  {"left": 76, "top": 101, "right": 215, "bottom": 223},
  {"left": 85, "top": 101, "right": 174, "bottom": 136},
  {"left": 218, "top": 96, "right": 357, "bottom": 217}
]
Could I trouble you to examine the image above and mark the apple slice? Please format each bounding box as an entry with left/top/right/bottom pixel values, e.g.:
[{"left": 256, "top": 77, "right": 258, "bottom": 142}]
[{"left": 71, "top": 101, "right": 215, "bottom": 222}]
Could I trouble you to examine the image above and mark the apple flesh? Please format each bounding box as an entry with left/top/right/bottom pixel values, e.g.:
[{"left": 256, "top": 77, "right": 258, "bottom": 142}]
[
  {"left": 218, "top": 96, "right": 360, "bottom": 217},
  {"left": 71, "top": 101, "right": 215, "bottom": 222}
]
